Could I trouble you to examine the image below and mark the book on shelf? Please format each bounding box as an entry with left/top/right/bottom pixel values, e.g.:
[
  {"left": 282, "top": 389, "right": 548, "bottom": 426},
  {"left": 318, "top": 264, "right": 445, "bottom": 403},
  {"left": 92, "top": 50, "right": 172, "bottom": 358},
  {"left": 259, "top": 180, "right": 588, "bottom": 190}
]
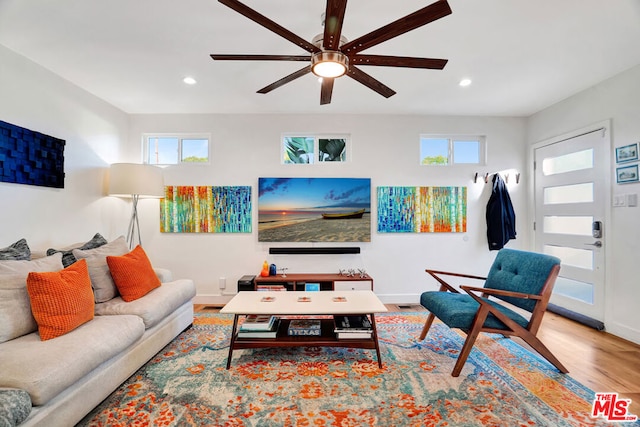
[
  {"left": 335, "top": 330, "right": 373, "bottom": 339},
  {"left": 256, "top": 285, "right": 287, "bottom": 291},
  {"left": 240, "top": 314, "right": 278, "bottom": 331},
  {"left": 333, "top": 315, "right": 372, "bottom": 332},
  {"left": 237, "top": 319, "right": 280, "bottom": 338},
  {"left": 288, "top": 319, "right": 321, "bottom": 336}
]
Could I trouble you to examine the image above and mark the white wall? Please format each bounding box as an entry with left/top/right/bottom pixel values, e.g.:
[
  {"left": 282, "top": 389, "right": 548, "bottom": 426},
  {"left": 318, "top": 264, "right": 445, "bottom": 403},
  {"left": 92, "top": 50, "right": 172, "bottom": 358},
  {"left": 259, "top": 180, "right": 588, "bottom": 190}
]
[
  {"left": 129, "top": 114, "right": 527, "bottom": 304},
  {"left": 527, "top": 64, "right": 640, "bottom": 344},
  {"left": 0, "top": 44, "right": 130, "bottom": 249}
]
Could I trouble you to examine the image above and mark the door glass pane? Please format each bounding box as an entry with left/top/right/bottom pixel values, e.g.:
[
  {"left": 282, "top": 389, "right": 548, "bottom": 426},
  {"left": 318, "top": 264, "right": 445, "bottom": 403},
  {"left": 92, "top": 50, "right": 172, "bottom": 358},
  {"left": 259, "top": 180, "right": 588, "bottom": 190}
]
[
  {"left": 543, "top": 216, "right": 593, "bottom": 235},
  {"left": 554, "top": 276, "right": 594, "bottom": 304},
  {"left": 544, "top": 183, "right": 593, "bottom": 204},
  {"left": 542, "top": 149, "right": 593, "bottom": 175},
  {"left": 544, "top": 245, "right": 593, "bottom": 270}
]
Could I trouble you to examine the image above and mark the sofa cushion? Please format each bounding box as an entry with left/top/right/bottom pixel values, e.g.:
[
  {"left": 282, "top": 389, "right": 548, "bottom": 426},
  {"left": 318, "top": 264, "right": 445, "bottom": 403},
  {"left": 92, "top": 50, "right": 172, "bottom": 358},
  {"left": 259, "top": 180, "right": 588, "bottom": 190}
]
[
  {"left": 46, "top": 233, "right": 107, "bottom": 268},
  {"left": 26, "top": 259, "right": 95, "bottom": 341},
  {"left": 0, "top": 239, "right": 30, "bottom": 261},
  {"left": 107, "top": 245, "right": 161, "bottom": 302},
  {"left": 0, "top": 388, "right": 31, "bottom": 427},
  {"left": 72, "top": 236, "right": 129, "bottom": 303},
  {"left": 95, "top": 279, "right": 196, "bottom": 329},
  {"left": 0, "top": 315, "right": 145, "bottom": 406},
  {"left": 0, "top": 253, "right": 64, "bottom": 343}
]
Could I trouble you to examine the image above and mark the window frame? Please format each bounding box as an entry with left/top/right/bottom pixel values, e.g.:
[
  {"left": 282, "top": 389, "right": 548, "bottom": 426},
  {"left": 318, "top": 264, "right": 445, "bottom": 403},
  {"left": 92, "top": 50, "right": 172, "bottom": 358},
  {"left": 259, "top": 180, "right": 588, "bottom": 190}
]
[
  {"left": 143, "top": 133, "right": 211, "bottom": 166},
  {"left": 419, "top": 135, "right": 486, "bottom": 166}
]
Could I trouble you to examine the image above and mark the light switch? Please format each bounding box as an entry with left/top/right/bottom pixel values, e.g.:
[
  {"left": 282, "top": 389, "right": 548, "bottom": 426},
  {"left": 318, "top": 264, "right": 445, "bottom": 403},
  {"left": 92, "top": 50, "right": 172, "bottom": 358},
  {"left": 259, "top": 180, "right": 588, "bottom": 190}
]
[
  {"left": 613, "top": 195, "right": 626, "bottom": 207},
  {"left": 627, "top": 193, "right": 638, "bottom": 207}
]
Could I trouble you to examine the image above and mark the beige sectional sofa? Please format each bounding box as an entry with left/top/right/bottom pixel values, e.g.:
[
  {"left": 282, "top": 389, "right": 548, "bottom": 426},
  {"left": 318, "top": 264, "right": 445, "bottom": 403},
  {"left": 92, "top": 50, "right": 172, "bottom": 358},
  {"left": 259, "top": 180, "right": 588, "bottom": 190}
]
[{"left": 0, "top": 236, "right": 196, "bottom": 427}]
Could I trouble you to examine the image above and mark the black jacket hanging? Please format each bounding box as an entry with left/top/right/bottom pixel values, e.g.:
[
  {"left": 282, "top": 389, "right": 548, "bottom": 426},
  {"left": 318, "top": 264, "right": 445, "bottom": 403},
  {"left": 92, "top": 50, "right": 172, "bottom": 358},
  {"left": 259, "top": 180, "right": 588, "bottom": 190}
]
[{"left": 486, "top": 174, "right": 516, "bottom": 250}]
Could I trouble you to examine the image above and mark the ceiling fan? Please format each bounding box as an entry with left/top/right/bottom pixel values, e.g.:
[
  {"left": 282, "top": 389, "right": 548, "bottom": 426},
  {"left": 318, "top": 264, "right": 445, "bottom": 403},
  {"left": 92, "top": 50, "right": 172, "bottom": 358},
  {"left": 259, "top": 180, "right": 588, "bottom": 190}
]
[{"left": 210, "top": 0, "right": 452, "bottom": 105}]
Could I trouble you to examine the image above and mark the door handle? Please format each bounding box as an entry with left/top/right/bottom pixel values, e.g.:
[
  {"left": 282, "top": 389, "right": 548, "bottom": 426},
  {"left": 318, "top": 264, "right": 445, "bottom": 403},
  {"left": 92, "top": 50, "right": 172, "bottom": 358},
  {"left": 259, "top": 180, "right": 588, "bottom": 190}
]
[{"left": 585, "top": 241, "right": 602, "bottom": 248}]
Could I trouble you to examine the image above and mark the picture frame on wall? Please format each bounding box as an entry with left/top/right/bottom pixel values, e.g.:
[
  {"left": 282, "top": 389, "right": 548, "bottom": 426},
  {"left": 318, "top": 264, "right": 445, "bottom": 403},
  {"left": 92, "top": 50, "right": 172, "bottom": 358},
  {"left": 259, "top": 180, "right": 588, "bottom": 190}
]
[
  {"left": 281, "top": 134, "right": 349, "bottom": 164},
  {"left": 616, "top": 164, "right": 639, "bottom": 184},
  {"left": 615, "top": 143, "right": 638, "bottom": 163}
]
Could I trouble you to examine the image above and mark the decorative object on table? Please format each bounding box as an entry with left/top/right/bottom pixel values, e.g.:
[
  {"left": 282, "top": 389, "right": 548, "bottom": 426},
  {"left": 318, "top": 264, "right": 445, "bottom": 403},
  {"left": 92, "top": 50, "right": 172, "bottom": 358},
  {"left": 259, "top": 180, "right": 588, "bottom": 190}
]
[
  {"left": 288, "top": 319, "right": 321, "bottom": 336},
  {"left": 258, "top": 177, "right": 371, "bottom": 243},
  {"left": 109, "top": 163, "right": 164, "bottom": 248},
  {"left": 160, "top": 185, "right": 251, "bottom": 233},
  {"left": 486, "top": 174, "right": 515, "bottom": 250},
  {"left": 269, "top": 263, "right": 277, "bottom": 276},
  {"left": 616, "top": 164, "right": 639, "bottom": 184},
  {"left": 0, "top": 120, "right": 65, "bottom": 189},
  {"left": 615, "top": 142, "right": 639, "bottom": 163},
  {"left": 260, "top": 260, "right": 269, "bottom": 277},
  {"left": 377, "top": 186, "right": 467, "bottom": 233},
  {"left": 279, "top": 267, "right": 288, "bottom": 278}
]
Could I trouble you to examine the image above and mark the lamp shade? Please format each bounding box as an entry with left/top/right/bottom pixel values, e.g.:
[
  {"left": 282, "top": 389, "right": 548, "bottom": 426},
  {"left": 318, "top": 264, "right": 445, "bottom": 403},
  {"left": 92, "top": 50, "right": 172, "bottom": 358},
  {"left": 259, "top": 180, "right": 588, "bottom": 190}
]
[{"left": 108, "top": 163, "right": 164, "bottom": 198}]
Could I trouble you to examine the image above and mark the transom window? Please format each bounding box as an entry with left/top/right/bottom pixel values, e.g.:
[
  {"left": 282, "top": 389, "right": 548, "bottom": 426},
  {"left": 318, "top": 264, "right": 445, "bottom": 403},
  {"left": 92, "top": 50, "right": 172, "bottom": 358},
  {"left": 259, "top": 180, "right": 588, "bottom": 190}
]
[
  {"left": 420, "top": 135, "right": 485, "bottom": 165},
  {"left": 143, "top": 134, "right": 210, "bottom": 165}
]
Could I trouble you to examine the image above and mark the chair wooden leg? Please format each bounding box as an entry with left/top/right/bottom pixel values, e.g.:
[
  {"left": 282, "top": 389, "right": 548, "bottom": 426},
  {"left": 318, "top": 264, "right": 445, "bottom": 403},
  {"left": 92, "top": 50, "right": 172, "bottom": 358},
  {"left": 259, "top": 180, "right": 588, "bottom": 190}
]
[
  {"left": 451, "top": 306, "right": 489, "bottom": 377},
  {"left": 419, "top": 313, "right": 436, "bottom": 340},
  {"left": 518, "top": 330, "right": 569, "bottom": 374}
]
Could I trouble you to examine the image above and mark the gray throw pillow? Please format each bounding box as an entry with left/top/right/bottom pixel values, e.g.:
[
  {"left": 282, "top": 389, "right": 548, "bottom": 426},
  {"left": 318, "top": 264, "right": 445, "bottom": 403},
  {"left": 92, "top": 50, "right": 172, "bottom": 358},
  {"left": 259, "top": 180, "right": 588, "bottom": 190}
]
[
  {"left": 46, "top": 233, "right": 108, "bottom": 267},
  {"left": 0, "top": 253, "right": 64, "bottom": 343},
  {"left": 72, "top": 236, "right": 129, "bottom": 303},
  {"left": 0, "top": 239, "right": 30, "bottom": 261}
]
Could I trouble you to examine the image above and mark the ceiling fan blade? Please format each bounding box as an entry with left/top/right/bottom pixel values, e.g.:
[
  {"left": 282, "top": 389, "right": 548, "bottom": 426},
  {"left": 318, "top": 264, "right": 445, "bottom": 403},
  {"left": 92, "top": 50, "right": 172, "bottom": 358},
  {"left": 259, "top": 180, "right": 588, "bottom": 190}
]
[
  {"left": 323, "top": 0, "right": 348, "bottom": 50},
  {"left": 350, "top": 55, "right": 447, "bottom": 69},
  {"left": 341, "top": 0, "right": 452, "bottom": 55},
  {"left": 218, "top": 0, "right": 320, "bottom": 54},
  {"left": 211, "top": 54, "right": 311, "bottom": 62},
  {"left": 347, "top": 66, "right": 396, "bottom": 98},
  {"left": 257, "top": 66, "right": 312, "bottom": 94},
  {"left": 320, "top": 78, "right": 335, "bottom": 105}
]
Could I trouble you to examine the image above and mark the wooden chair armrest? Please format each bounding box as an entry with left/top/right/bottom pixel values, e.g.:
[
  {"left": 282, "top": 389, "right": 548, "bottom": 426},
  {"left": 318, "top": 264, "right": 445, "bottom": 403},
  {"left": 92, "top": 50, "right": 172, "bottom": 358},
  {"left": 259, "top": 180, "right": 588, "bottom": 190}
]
[
  {"left": 460, "top": 285, "right": 543, "bottom": 300},
  {"left": 425, "top": 269, "right": 487, "bottom": 294}
]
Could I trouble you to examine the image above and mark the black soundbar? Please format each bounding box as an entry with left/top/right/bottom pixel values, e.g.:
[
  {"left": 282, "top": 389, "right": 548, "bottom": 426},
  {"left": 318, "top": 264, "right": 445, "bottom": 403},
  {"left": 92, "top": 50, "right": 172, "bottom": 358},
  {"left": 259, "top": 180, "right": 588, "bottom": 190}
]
[{"left": 269, "top": 247, "right": 360, "bottom": 255}]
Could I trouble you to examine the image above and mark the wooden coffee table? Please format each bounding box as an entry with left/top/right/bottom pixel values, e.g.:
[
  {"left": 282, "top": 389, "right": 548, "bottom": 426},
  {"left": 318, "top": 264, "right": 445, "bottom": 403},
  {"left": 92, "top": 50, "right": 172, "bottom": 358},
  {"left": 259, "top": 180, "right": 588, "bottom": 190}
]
[{"left": 220, "top": 290, "right": 388, "bottom": 369}]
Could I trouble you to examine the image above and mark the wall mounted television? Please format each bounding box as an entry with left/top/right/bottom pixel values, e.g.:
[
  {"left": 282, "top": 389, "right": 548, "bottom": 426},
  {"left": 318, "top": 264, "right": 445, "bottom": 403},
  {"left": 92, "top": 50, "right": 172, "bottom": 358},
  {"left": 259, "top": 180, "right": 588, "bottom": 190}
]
[{"left": 258, "top": 177, "right": 371, "bottom": 242}]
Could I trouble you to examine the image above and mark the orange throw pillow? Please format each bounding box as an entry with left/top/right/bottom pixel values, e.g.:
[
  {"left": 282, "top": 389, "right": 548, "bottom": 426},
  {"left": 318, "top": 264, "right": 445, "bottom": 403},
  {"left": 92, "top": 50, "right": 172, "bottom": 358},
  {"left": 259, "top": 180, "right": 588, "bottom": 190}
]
[
  {"left": 26, "top": 259, "right": 95, "bottom": 341},
  {"left": 106, "top": 245, "right": 161, "bottom": 302}
]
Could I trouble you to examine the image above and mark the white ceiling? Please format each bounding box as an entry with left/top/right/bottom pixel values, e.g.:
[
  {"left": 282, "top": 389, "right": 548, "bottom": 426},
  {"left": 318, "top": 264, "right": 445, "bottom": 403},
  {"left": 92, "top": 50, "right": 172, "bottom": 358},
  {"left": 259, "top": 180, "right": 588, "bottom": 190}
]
[{"left": 1, "top": 0, "right": 640, "bottom": 116}]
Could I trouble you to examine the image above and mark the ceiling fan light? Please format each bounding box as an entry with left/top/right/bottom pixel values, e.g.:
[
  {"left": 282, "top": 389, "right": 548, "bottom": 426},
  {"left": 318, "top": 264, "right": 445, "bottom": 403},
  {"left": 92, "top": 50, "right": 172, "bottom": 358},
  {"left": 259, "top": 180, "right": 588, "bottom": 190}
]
[{"left": 311, "top": 51, "right": 348, "bottom": 78}]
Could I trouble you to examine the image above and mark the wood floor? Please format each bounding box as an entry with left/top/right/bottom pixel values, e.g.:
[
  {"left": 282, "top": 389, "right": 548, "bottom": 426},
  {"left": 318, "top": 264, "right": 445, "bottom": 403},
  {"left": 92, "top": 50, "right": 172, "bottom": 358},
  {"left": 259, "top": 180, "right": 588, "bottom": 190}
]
[{"left": 195, "top": 303, "right": 640, "bottom": 417}]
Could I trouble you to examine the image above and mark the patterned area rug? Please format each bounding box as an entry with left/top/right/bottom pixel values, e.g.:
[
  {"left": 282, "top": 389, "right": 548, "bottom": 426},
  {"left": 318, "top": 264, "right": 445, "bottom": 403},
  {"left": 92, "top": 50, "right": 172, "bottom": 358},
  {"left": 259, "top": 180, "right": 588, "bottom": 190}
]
[{"left": 78, "top": 312, "right": 638, "bottom": 426}]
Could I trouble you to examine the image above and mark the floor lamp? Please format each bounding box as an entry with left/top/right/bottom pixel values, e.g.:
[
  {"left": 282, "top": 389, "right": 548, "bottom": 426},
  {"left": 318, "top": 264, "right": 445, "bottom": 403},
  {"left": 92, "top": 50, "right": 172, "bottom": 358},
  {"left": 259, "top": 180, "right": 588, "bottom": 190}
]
[{"left": 108, "top": 163, "right": 164, "bottom": 248}]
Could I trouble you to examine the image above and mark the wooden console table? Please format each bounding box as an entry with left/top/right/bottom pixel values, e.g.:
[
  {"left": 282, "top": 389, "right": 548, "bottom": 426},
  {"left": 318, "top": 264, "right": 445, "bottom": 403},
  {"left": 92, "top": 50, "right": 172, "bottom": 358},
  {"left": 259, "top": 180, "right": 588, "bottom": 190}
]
[{"left": 253, "top": 273, "right": 373, "bottom": 291}]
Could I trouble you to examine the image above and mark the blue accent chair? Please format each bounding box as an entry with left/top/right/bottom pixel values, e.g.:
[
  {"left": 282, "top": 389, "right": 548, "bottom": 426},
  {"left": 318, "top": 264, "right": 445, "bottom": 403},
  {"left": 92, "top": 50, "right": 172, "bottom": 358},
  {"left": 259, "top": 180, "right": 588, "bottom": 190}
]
[{"left": 419, "top": 248, "right": 568, "bottom": 377}]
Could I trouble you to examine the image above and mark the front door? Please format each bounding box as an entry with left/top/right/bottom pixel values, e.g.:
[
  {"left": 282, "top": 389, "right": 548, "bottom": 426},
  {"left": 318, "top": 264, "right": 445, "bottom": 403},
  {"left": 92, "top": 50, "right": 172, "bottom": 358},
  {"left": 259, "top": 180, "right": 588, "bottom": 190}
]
[{"left": 533, "top": 123, "right": 610, "bottom": 321}]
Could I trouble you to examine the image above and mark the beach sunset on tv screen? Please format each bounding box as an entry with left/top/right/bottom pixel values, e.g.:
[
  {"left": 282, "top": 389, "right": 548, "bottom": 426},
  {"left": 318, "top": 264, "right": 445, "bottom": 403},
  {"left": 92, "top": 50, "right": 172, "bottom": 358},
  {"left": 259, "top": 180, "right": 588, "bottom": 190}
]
[{"left": 258, "top": 177, "right": 371, "bottom": 242}]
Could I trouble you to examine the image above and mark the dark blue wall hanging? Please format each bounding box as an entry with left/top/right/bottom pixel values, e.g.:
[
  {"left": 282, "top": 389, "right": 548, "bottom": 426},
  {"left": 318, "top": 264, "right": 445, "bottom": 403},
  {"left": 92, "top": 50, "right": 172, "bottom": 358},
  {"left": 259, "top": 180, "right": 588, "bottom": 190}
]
[{"left": 0, "top": 120, "right": 65, "bottom": 188}]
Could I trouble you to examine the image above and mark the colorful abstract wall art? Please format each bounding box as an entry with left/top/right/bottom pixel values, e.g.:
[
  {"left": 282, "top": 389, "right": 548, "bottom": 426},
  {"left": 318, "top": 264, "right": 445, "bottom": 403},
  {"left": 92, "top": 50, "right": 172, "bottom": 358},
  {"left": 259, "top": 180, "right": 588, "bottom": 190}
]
[
  {"left": 377, "top": 186, "right": 467, "bottom": 233},
  {"left": 160, "top": 186, "right": 251, "bottom": 233},
  {"left": 0, "top": 120, "right": 65, "bottom": 188}
]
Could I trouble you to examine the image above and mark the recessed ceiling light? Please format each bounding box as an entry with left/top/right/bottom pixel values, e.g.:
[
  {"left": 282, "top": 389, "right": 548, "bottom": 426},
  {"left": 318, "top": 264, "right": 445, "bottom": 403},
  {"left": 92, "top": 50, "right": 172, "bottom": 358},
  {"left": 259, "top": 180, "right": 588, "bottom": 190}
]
[
  {"left": 459, "top": 78, "right": 472, "bottom": 87},
  {"left": 183, "top": 76, "right": 197, "bottom": 85}
]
